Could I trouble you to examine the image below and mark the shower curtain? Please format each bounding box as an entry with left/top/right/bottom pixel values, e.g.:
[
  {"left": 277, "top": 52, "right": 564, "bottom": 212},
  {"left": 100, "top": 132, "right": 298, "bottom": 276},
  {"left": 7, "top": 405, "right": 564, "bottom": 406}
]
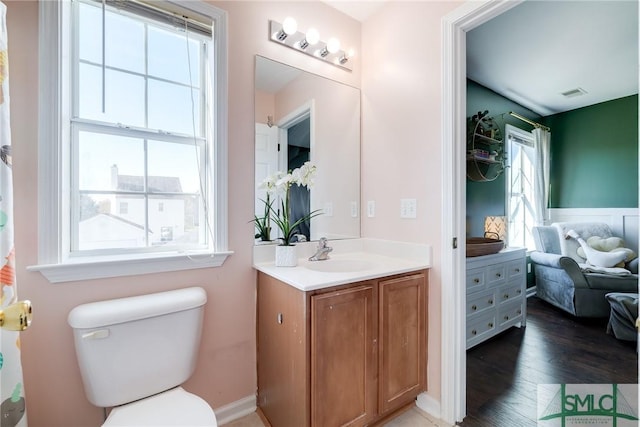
[{"left": 0, "top": 2, "right": 28, "bottom": 426}]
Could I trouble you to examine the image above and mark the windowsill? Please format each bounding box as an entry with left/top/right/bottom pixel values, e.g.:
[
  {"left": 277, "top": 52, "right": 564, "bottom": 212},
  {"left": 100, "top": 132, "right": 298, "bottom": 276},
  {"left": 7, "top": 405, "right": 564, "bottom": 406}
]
[{"left": 27, "top": 250, "right": 233, "bottom": 283}]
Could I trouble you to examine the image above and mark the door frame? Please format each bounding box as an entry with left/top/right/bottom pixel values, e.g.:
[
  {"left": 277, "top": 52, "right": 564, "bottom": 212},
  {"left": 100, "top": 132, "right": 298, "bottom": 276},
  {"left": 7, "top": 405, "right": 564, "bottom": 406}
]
[{"left": 440, "top": 0, "right": 523, "bottom": 424}]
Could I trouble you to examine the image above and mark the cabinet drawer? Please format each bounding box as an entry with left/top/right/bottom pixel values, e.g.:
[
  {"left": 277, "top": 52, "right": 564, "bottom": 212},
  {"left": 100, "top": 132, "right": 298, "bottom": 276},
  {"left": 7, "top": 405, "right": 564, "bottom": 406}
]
[
  {"left": 498, "top": 300, "right": 524, "bottom": 328},
  {"left": 506, "top": 259, "right": 526, "bottom": 279},
  {"left": 485, "top": 264, "right": 506, "bottom": 287},
  {"left": 466, "top": 311, "right": 496, "bottom": 343},
  {"left": 467, "top": 289, "right": 495, "bottom": 316},
  {"left": 498, "top": 282, "right": 524, "bottom": 305},
  {"left": 466, "top": 267, "right": 485, "bottom": 293}
]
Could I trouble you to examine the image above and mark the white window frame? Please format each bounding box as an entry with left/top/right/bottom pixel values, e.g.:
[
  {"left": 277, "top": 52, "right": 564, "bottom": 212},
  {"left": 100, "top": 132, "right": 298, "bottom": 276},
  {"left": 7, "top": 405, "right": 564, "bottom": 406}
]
[
  {"left": 505, "top": 123, "right": 536, "bottom": 251},
  {"left": 30, "top": 0, "right": 231, "bottom": 283}
]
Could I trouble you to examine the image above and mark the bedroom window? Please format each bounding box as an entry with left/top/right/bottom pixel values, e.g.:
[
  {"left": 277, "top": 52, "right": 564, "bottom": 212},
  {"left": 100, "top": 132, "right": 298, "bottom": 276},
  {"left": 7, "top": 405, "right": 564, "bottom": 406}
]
[
  {"left": 506, "top": 124, "right": 536, "bottom": 251},
  {"left": 34, "top": 0, "right": 230, "bottom": 282}
]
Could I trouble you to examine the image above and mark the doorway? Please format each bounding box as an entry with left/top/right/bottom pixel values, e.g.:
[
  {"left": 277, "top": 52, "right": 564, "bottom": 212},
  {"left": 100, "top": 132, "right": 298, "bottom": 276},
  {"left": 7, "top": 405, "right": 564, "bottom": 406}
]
[{"left": 440, "top": 0, "right": 523, "bottom": 424}]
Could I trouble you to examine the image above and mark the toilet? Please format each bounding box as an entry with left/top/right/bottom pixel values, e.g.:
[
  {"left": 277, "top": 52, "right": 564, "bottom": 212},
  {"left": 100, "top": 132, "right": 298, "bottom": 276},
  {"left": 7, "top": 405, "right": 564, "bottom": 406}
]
[{"left": 68, "top": 287, "right": 218, "bottom": 426}]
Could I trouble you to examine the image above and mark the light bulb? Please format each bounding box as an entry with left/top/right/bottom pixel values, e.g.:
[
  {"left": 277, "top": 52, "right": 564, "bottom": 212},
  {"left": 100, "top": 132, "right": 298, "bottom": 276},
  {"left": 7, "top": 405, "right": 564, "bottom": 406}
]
[
  {"left": 282, "top": 17, "right": 298, "bottom": 35},
  {"left": 305, "top": 28, "right": 320, "bottom": 45},
  {"left": 347, "top": 48, "right": 356, "bottom": 59},
  {"left": 326, "top": 37, "right": 341, "bottom": 54}
]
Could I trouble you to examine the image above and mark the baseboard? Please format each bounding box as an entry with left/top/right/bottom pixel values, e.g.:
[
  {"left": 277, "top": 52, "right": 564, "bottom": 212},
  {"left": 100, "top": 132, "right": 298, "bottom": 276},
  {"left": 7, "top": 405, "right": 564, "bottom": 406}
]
[
  {"left": 416, "top": 392, "right": 441, "bottom": 420},
  {"left": 215, "top": 394, "right": 257, "bottom": 425}
]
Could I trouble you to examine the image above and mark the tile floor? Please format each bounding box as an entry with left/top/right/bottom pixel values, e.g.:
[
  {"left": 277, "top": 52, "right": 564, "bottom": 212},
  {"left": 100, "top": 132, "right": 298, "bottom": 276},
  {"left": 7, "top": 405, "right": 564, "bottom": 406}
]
[{"left": 223, "top": 406, "right": 452, "bottom": 427}]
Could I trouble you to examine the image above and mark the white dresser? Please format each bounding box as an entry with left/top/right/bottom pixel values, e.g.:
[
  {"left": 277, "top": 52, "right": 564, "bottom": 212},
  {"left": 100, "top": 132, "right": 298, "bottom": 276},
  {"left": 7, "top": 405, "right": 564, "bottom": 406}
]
[{"left": 466, "top": 247, "right": 527, "bottom": 349}]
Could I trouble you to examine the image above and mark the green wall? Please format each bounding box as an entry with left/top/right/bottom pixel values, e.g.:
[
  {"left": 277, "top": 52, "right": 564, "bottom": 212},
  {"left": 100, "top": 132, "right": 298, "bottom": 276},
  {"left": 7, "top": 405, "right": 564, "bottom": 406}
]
[
  {"left": 542, "top": 95, "right": 638, "bottom": 208},
  {"left": 466, "top": 80, "right": 539, "bottom": 237},
  {"left": 467, "top": 81, "right": 639, "bottom": 238}
]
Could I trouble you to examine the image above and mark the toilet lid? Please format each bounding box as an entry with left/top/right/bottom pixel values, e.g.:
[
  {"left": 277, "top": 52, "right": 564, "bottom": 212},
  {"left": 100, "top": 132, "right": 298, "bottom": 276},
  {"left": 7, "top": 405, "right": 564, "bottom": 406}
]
[{"left": 103, "top": 387, "right": 218, "bottom": 427}]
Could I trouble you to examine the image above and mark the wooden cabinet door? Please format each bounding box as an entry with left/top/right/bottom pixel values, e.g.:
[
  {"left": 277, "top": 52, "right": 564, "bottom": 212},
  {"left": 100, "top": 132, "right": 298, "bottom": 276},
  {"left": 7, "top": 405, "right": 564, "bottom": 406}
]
[
  {"left": 257, "top": 273, "right": 309, "bottom": 427},
  {"left": 378, "top": 273, "right": 427, "bottom": 413},
  {"left": 311, "top": 285, "right": 376, "bottom": 427}
]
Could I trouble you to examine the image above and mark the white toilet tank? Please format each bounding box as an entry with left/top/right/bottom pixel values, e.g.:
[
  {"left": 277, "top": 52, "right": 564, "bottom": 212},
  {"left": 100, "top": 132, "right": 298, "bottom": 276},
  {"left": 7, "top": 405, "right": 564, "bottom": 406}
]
[{"left": 68, "top": 287, "right": 207, "bottom": 408}]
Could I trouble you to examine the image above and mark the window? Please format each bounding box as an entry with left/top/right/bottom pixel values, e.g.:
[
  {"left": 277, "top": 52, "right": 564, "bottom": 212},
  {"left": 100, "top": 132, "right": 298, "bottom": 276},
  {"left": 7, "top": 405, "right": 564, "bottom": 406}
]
[
  {"left": 505, "top": 124, "right": 536, "bottom": 251},
  {"left": 33, "top": 0, "right": 230, "bottom": 282}
]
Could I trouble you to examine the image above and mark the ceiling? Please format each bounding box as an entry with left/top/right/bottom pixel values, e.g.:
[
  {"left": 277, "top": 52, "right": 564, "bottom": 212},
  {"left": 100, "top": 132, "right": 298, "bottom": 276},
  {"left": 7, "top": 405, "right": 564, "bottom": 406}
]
[
  {"left": 325, "top": 0, "right": 638, "bottom": 117},
  {"left": 467, "top": 0, "right": 639, "bottom": 116}
]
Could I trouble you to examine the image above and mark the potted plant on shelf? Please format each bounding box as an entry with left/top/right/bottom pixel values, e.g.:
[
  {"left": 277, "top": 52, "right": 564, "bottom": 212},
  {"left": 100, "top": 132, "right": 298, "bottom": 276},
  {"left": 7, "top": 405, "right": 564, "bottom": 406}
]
[{"left": 258, "top": 161, "right": 322, "bottom": 266}]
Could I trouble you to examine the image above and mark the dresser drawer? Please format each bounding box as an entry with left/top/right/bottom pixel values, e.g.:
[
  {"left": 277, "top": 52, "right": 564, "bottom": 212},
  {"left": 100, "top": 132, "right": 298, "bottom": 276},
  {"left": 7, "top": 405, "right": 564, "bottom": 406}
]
[
  {"left": 467, "top": 289, "right": 496, "bottom": 316},
  {"left": 466, "top": 311, "right": 496, "bottom": 345},
  {"left": 466, "top": 267, "right": 485, "bottom": 293},
  {"left": 498, "top": 300, "right": 524, "bottom": 328},
  {"left": 506, "top": 259, "right": 526, "bottom": 279},
  {"left": 485, "top": 263, "right": 506, "bottom": 287},
  {"left": 498, "top": 282, "right": 524, "bottom": 305}
]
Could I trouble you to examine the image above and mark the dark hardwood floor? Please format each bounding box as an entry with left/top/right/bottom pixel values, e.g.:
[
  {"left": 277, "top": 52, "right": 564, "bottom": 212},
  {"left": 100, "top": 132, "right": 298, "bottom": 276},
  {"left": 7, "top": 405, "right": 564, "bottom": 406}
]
[{"left": 459, "top": 296, "right": 638, "bottom": 427}]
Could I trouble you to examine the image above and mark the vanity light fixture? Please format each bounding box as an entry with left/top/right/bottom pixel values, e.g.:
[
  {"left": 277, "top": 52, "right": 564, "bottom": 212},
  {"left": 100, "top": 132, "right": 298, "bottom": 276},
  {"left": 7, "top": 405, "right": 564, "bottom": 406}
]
[
  {"left": 299, "top": 28, "right": 320, "bottom": 50},
  {"left": 269, "top": 19, "right": 354, "bottom": 71}
]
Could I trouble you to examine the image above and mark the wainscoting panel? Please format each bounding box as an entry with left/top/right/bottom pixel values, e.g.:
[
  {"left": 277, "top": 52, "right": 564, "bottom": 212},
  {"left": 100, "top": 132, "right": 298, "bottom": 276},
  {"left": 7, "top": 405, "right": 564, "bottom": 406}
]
[{"left": 548, "top": 208, "right": 639, "bottom": 253}]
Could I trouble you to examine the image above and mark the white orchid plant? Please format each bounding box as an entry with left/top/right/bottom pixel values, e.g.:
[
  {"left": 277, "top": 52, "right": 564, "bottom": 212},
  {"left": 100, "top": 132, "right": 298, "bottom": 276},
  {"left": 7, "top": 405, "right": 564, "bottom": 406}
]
[{"left": 255, "top": 161, "right": 322, "bottom": 246}]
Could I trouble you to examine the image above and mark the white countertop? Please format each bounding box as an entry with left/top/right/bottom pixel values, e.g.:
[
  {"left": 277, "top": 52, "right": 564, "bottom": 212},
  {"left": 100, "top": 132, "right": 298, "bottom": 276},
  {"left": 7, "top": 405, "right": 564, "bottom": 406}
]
[{"left": 253, "top": 238, "right": 432, "bottom": 292}]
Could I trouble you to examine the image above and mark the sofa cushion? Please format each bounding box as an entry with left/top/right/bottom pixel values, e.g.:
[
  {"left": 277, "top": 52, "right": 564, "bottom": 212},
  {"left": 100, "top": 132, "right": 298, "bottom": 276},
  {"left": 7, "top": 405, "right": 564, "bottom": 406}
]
[
  {"left": 576, "top": 236, "right": 637, "bottom": 266},
  {"left": 552, "top": 222, "right": 614, "bottom": 263}
]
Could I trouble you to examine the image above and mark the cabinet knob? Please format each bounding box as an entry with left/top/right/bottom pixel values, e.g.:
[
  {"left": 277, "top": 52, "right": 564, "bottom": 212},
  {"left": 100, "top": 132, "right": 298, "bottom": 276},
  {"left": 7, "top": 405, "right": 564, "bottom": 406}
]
[
  {"left": 488, "top": 299, "right": 493, "bottom": 304},
  {"left": 488, "top": 322, "right": 494, "bottom": 328},
  {"left": 517, "top": 309, "right": 522, "bottom": 315},
  {"left": 471, "top": 329, "right": 477, "bottom": 336},
  {"left": 277, "top": 313, "right": 283, "bottom": 324},
  {"left": 473, "top": 278, "right": 480, "bottom": 283},
  {"left": 517, "top": 289, "right": 522, "bottom": 294},
  {"left": 496, "top": 273, "right": 502, "bottom": 278},
  {"left": 471, "top": 304, "right": 477, "bottom": 311},
  {"left": 503, "top": 294, "right": 509, "bottom": 299},
  {"left": 504, "top": 315, "right": 509, "bottom": 320},
  {"left": 515, "top": 268, "right": 520, "bottom": 273}
]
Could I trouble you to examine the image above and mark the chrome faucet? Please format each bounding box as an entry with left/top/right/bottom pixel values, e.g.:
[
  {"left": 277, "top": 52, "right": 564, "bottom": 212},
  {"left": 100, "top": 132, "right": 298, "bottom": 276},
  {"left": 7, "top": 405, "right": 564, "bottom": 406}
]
[{"left": 309, "top": 237, "right": 333, "bottom": 261}]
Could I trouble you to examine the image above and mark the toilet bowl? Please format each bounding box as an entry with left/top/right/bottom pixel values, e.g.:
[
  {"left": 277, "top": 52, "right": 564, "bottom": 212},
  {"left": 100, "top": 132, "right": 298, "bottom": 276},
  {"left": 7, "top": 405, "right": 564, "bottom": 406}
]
[
  {"left": 103, "top": 387, "right": 216, "bottom": 426},
  {"left": 68, "top": 287, "right": 217, "bottom": 427}
]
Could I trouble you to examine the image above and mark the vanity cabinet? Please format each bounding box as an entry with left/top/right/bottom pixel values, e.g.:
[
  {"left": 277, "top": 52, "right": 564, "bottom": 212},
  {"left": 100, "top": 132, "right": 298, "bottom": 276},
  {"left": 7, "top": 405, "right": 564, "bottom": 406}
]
[
  {"left": 466, "top": 248, "right": 526, "bottom": 349},
  {"left": 257, "top": 270, "right": 428, "bottom": 427}
]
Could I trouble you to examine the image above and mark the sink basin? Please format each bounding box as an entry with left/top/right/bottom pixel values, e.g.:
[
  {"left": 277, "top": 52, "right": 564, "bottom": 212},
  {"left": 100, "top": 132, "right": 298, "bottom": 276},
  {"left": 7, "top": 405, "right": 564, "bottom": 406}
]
[{"left": 304, "top": 259, "right": 374, "bottom": 273}]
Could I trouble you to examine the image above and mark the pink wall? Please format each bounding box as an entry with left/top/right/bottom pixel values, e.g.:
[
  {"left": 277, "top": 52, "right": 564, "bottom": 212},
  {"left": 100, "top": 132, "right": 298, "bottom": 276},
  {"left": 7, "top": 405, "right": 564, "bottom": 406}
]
[
  {"left": 6, "top": 1, "right": 360, "bottom": 426},
  {"left": 361, "top": 1, "right": 461, "bottom": 402},
  {"left": 6, "top": 0, "right": 466, "bottom": 424}
]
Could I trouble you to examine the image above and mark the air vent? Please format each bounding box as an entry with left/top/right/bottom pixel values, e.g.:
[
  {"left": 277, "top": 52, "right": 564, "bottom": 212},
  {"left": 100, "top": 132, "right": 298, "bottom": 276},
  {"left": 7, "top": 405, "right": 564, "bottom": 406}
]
[{"left": 561, "top": 87, "right": 587, "bottom": 98}]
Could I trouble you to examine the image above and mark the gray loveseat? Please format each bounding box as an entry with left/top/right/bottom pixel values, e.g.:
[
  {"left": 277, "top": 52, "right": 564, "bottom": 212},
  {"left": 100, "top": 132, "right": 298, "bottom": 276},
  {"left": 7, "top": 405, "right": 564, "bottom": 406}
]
[{"left": 531, "top": 222, "right": 638, "bottom": 317}]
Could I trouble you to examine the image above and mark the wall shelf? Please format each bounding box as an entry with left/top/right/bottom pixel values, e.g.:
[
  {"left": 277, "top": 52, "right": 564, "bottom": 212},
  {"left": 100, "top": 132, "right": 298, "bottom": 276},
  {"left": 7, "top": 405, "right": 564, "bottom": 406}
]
[{"left": 467, "top": 111, "right": 504, "bottom": 182}]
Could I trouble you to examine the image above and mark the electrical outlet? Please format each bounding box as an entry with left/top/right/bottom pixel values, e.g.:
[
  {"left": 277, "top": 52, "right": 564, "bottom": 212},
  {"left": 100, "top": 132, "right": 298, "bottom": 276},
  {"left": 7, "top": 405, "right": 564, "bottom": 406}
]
[
  {"left": 367, "top": 200, "right": 375, "bottom": 218},
  {"left": 400, "top": 198, "right": 417, "bottom": 218},
  {"left": 350, "top": 201, "right": 358, "bottom": 218}
]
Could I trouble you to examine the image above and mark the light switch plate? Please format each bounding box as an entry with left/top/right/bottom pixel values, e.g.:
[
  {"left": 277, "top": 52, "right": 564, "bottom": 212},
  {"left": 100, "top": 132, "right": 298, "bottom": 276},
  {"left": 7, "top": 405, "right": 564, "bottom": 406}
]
[
  {"left": 367, "top": 200, "right": 375, "bottom": 218},
  {"left": 350, "top": 201, "right": 358, "bottom": 218},
  {"left": 400, "top": 198, "right": 417, "bottom": 218},
  {"left": 324, "top": 202, "right": 333, "bottom": 217}
]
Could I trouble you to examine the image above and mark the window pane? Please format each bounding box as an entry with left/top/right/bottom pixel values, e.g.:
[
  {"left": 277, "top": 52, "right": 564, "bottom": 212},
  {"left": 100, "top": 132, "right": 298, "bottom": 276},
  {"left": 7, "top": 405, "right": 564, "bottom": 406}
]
[
  {"left": 148, "top": 26, "right": 201, "bottom": 86},
  {"left": 78, "top": 64, "right": 146, "bottom": 127},
  {"left": 105, "top": 10, "right": 145, "bottom": 73},
  {"left": 78, "top": 131, "right": 145, "bottom": 191},
  {"left": 147, "top": 139, "right": 203, "bottom": 194},
  {"left": 148, "top": 80, "right": 201, "bottom": 135},
  {"left": 78, "top": 2, "right": 102, "bottom": 64},
  {"left": 77, "top": 193, "right": 147, "bottom": 250},
  {"left": 148, "top": 195, "right": 202, "bottom": 247}
]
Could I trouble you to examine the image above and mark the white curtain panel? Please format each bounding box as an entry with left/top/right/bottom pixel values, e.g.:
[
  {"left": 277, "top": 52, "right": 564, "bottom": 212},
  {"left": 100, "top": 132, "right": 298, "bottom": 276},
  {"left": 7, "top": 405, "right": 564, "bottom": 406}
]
[
  {"left": 0, "top": 2, "right": 28, "bottom": 426},
  {"left": 533, "top": 127, "right": 551, "bottom": 226}
]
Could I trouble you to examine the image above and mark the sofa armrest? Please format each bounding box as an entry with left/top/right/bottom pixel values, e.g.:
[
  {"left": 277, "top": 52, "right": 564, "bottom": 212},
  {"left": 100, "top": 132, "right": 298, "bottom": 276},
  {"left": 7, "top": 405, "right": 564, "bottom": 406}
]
[
  {"left": 626, "top": 257, "right": 639, "bottom": 274},
  {"left": 530, "top": 251, "right": 589, "bottom": 288}
]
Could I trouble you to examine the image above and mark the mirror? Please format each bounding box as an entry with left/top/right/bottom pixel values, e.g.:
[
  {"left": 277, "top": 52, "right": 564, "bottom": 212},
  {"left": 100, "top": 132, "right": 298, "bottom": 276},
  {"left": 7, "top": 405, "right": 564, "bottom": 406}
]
[{"left": 254, "top": 55, "right": 361, "bottom": 243}]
